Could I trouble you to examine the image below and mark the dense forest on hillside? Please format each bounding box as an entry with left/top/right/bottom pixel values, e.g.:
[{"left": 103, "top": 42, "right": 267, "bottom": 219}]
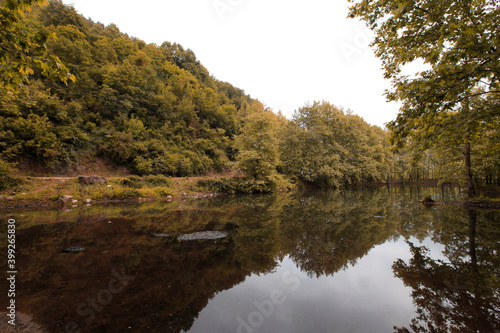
[
  {"left": 0, "top": 0, "right": 498, "bottom": 194},
  {"left": 1, "top": 0, "right": 254, "bottom": 177}
]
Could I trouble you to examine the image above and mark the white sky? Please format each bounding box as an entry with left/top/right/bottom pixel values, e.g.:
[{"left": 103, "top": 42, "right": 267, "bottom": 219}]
[{"left": 62, "top": 0, "right": 400, "bottom": 128}]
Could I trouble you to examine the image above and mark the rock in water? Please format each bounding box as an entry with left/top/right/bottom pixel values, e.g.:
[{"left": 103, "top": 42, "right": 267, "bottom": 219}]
[
  {"left": 63, "top": 246, "right": 86, "bottom": 253},
  {"left": 58, "top": 195, "right": 73, "bottom": 204},
  {"left": 177, "top": 231, "right": 228, "bottom": 241},
  {"left": 153, "top": 233, "right": 170, "bottom": 238}
]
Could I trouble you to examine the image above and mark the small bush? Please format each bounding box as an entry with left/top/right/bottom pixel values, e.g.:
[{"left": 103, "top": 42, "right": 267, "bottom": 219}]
[
  {"left": 236, "top": 178, "right": 272, "bottom": 194},
  {"left": 235, "top": 174, "right": 294, "bottom": 194},
  {"left": 109, "top": 188, "right": 140, "bottom": 199},
  {"left": 144, "top": 174, "right": 173, "bottom": 187},
  {"left": 156, "top": 187, "right": 173, "bottom": 196},
  {"left": 0, "top": 160, "right": 20, "bottom": 191},
  {"left": 49, "top": 194, "right": 61, "bottom": 201},
  {"left": 188, "top": 183, "right": 202, "bottom": 193},
  {"left": 120, "top": 175, "right": 143, "bottom": 188}
]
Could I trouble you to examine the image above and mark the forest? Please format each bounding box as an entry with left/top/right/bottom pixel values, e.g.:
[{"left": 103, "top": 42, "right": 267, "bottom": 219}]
[{"left": 0, "top": 0, "right": 499, "bottom": 195}]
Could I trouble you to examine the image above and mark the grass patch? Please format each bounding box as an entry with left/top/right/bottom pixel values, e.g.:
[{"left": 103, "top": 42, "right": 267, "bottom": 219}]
[
  {"left": 1, "top": 175, "right": 176, "bottom": 203},
  {"left": 1, "top": 173, "right": 246, "bottom": 205}
]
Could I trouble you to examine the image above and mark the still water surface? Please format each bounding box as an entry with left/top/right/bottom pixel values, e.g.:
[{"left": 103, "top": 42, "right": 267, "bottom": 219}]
[{"left": 0, "top": 186, "right": 499, "bottom": 332}]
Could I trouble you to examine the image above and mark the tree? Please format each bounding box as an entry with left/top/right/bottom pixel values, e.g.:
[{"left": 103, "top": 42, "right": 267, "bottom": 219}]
[
  {"left": 45, "top": 24, "right": 92, "bottom": 73},
  {"left": 234, "top": 101, "right": 290, "bottom": 193},
  {"left": 281, "top": 102, "right": 347, "bottom": 187},
  {"left": 348, "top": 0, "right": 500, "bottom": 198},
  {"left": 38, "top": 0, "right": 87, "bottom": 30},
  {"left": 0, "top": 0, "right": 74, "bottom": 90},
  {"left": 280, "top": 101, "right": 391, "bottom": 187}
]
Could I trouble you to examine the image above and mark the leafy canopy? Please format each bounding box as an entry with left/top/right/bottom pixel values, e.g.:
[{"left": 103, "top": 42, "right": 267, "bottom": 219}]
[
  {"left": 0, "top": 0, "right": 74, "bottom": 90},
  {"left": 348, "top": 0, "right": 500, "bottom": 145},
  {"left": 280, "top": 101, "right": 391, "bottom": 187},
  {"left": 234, "top": 101, "right": 291, "bottom": 193}
]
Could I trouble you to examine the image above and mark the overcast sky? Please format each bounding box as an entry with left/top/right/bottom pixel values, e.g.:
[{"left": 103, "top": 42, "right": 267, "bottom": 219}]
[{"left": 62, "top": 0, "right": 400, "bottom": 128}]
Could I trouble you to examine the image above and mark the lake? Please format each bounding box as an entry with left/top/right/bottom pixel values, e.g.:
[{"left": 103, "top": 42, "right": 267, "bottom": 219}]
[{"left": 1, "top": 186, "right": 499, "bottom": 332}]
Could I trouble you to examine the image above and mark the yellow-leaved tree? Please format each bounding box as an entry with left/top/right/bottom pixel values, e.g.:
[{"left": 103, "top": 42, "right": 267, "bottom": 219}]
[{"left": 234, "top": 101, "right": 291, "bottom": 193}]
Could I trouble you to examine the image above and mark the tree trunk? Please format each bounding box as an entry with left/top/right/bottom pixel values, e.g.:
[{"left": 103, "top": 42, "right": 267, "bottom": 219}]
[{"left": 464, "top": 142, "right": 475, "bottom": 199}]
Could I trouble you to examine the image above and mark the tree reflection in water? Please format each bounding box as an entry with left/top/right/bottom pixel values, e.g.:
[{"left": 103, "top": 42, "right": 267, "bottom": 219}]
[
  {"left": 0, "top": 186, "right": 497, "bottom": 332},
  {"left": 393, "top": 208, "right": 500, "bottom": 333}
]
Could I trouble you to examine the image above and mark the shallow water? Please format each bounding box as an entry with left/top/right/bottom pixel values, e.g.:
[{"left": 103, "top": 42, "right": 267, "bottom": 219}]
[{"left": 0, "top": 186, "right": 498, "bottom": 332}]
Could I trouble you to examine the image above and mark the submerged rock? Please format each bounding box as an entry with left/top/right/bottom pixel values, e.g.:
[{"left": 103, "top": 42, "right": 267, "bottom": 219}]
[
  {"left": 177, "top": 231, "right": 228, "bottom": 241},
  {"left": 63, "top": 246, "right": 86, "bottom": 253},
  {"left": 153, "top": 233, "right": 170, "bottom": 238}
]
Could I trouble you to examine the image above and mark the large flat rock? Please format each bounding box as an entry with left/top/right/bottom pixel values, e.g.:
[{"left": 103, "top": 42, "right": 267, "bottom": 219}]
[{"left": 177, "top": 231, "right": 228, "bottom": 241}]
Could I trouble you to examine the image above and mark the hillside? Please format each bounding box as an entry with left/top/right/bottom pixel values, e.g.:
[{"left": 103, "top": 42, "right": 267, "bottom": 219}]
[{"left": 1, "top": 0, "right": 256, "bottom": 177}]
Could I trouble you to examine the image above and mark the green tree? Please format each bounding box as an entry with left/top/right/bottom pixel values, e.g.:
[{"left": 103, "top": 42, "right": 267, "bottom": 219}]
[
  {"left": 281, "top": 101, "right": 390, "bottom": 187},
  {"left": 0, "top": 0, "right": 74, "bottom": 90},
  {"left": 234, "top": 101, "right": 290, "bottom": 193},
  {"left": 349, "top": 0, "right": 500, "bottom": 198},
  {"left": 38, "top": 0, "right": 87, "bottom": 30},
  {"left": 281, "top": 102, "right": 346, "bottom": 187},
  {"left": 394, "top": 94, "right": 500, "bottom": 187},
  {"left": 45, "top": 24, "right": 92, "bottom": 73}
]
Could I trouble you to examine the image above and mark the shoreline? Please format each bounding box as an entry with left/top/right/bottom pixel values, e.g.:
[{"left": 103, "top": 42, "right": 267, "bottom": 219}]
[
  {"left": 0, "top": 193, "right": 229, "bottom": 210},
  {"left": 2, "top": 176, "right": 499, "bottom": 210},
  {"left": 0, "top": 175, "right": 233, "bottom": 210}
]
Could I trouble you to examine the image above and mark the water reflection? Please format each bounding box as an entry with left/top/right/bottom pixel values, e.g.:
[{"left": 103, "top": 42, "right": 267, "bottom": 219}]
[
  {"left": 393, "top": 208, "right": 500, "bottom": 333},
  {"left": 0, "top": 186, "right": 497, "bottom": 333}
]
